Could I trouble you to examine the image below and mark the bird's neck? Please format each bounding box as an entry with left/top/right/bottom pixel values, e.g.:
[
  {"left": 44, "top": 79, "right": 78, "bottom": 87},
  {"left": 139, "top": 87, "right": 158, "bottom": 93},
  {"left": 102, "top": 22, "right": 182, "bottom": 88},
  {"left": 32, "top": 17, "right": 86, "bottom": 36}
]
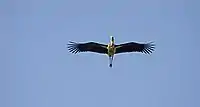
[{"left": 110, "top": 41, "right": 114, "bottom": 46}]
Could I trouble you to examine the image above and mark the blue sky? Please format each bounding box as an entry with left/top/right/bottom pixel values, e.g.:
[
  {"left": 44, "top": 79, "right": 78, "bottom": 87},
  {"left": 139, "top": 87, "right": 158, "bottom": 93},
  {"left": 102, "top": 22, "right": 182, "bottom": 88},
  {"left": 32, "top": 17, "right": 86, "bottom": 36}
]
[{"left": 1, "top": 0, "right": 200, "bottom": 107}]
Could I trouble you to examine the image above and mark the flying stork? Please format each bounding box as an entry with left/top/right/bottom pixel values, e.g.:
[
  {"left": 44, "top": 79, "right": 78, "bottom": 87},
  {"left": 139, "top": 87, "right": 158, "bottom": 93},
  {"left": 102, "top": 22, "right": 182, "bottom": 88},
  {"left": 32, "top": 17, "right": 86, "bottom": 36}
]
[{"left": 67, "top": 36, "right": 155, "bottom": 67}]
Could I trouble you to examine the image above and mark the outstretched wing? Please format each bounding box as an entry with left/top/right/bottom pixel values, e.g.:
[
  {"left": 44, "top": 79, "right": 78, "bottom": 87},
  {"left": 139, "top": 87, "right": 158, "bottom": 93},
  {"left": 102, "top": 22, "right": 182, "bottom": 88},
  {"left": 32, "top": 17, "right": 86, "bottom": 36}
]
[
  {"left": 115, "top": 42, "right": 155, "bottom": 54},
  {"left": 67, "top": 41, "right": 108, "bottom": 54}
]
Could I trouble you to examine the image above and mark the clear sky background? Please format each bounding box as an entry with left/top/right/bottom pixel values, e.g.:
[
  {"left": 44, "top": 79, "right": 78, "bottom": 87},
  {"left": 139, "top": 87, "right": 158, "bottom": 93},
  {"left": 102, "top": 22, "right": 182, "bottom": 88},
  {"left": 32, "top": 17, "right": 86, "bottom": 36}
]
[{"left": 1, "top": 0, "right": 200, "bottom": 107}]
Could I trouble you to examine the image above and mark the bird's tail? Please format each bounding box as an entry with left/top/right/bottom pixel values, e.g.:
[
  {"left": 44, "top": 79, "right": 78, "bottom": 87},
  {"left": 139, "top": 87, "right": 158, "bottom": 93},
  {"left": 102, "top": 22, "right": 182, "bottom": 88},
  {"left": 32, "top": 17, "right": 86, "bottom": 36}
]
[{"left": 109, "top": 56, "right": 113, "bottom": 68}]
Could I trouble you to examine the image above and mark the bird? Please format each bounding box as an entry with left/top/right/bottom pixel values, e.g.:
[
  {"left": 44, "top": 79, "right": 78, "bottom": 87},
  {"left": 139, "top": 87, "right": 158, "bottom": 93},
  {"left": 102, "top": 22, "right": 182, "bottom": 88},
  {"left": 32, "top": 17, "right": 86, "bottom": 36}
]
[{"left": 67, "top": 36, "right": 155, "bottom": 68}]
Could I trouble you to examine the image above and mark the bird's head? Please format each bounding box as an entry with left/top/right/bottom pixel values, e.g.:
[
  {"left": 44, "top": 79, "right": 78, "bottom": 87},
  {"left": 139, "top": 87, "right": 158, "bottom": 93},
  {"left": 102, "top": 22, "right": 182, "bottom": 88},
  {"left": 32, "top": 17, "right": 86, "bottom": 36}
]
[{"left": 110, "top": 36, "right": 114, "bottom": 43}]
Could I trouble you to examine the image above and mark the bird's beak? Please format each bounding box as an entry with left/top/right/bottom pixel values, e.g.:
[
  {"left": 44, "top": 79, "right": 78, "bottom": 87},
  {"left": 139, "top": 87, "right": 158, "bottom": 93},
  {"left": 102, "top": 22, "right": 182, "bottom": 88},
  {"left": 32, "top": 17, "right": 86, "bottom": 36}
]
[{"left": 110, "top": 36, "right": 114, "bottom": 42}]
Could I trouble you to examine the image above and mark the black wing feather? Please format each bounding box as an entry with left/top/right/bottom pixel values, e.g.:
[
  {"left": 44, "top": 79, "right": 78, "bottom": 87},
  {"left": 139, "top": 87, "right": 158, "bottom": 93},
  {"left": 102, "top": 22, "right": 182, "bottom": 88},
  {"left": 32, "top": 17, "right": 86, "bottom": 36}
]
[
  {"left": 115, "top": 42, "right": 155, "bottom": 54},
  {"left": 67, "top": 41, "right": 108, "bottom": 54}
]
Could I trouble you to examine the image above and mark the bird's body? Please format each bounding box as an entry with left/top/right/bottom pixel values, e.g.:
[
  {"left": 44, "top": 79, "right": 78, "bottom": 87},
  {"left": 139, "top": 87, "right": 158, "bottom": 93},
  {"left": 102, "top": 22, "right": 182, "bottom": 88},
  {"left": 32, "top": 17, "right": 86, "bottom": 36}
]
[
  {"left": 106, "top": 37, "right": 116, "bottom": 67},
  {"left": 67, "top": 36, "right": 155, "bottom": 67},
  {"left": 107, "top": 43, "right": 116, "bottom": 56}
]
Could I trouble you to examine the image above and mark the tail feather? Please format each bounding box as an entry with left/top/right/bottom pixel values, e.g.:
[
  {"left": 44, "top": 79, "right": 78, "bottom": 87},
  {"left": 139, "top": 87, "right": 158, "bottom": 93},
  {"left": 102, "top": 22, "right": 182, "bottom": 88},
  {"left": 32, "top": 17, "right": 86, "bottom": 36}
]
[{"left": 109, "top": 56, "right": 113, "bottom": 68}]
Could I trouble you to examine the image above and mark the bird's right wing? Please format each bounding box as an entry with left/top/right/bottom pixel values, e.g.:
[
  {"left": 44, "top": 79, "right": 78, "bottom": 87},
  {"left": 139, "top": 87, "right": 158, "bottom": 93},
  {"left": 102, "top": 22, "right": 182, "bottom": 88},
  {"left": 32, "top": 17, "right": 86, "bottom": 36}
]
[
  {"left": 67, "top": 41, "right": 108, "bottom": 54},
  {"left": 115, "top": 42, "right": 155, "bottom": 54}
]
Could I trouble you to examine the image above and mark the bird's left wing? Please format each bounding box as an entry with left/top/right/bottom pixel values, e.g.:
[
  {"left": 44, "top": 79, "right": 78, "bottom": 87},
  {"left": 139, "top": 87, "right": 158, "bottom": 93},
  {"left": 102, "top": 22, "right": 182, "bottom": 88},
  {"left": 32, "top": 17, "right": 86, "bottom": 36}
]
[
  {"left": 115, "top": 42, "right": 155, "bottom": 54},
  {"left": 67, "top": 41, "right": 108, "bottom": 54}
]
